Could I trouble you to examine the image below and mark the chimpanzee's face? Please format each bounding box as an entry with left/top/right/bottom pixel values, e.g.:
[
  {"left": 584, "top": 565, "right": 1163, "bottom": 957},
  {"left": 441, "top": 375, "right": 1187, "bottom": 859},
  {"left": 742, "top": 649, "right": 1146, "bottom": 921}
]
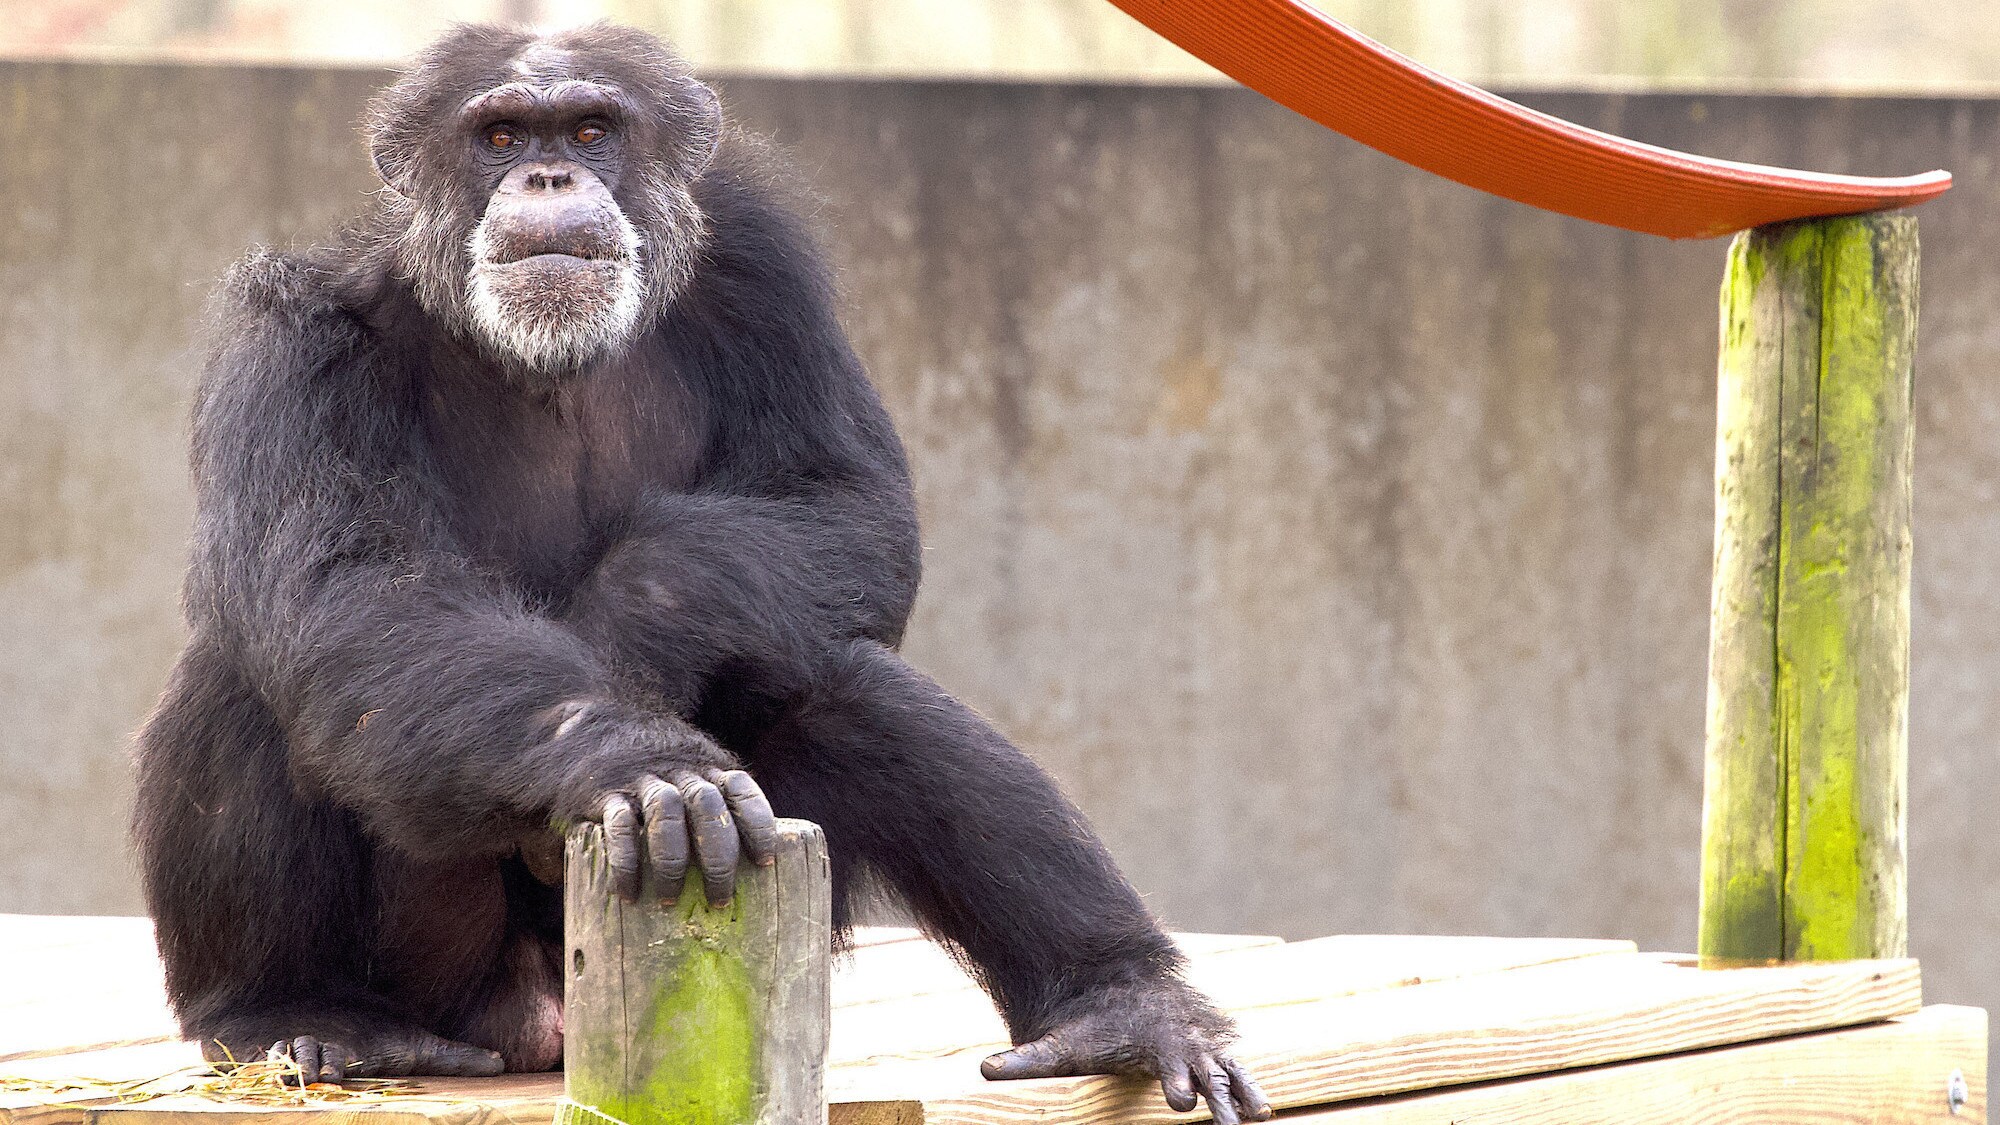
[
  {"left": 459, "top": 69, "right": 648, "bottom": 372},
  {"left": 366, "top": 28, "right": 721, "bottom": 377}
]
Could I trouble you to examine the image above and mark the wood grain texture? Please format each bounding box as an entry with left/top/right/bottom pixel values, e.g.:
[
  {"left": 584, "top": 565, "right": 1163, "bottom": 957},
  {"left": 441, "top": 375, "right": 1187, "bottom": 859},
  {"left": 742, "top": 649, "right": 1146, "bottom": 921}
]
[
  {"left": 1287, "top": 1004, "right": 1985, "bottom": 1124},
  {"left": 0, "top": 934, "right": 1628, "bottom": 1108},
  {"left": 829, "top": 936, "right": 1634, "bottom": 1065},
  {"left": 844, "top": 931, "right": 1275, "bottom": 955},
  {"left": 0, "top": 916, "right": 1269, "bottom": 1066},
  {"left": 562, "top": 819, "right": 831, "bottom": 1125},
  {"left": 0, "top": 1042, "right": 562, "bottom": 1125},
  {"left": 828, "top": 954, "right": 1922, "bottom": 1125},
  {"left": 1700, "top": 214, "right": 1918, "bottom": 963},
  {"left": 833, "top": 932, "right": 1284, "bottom": 1010},
  {"left": 29, "top": 1008, "right": 1961, "bottom": 1125},
  {"left": 0, "top": 929, "right": 1935, "bottom": 1125}
]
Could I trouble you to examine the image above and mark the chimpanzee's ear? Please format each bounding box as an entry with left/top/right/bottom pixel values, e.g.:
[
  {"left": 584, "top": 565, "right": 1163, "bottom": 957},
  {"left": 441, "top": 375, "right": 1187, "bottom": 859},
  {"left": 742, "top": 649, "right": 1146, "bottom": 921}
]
[
  {"left": 363, "top": 85, "right": 420, "bottom": 197},
  {"left": 371, "top": 143, "right": 415, "bottom": 196},
  {"left": 666, "top": 76, "right": 723, "bottom": 182}
]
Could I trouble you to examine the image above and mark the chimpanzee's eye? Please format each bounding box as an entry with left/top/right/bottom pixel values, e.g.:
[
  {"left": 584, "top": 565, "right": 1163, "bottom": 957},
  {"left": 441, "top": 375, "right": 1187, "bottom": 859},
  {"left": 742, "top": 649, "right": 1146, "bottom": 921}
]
[
  {"left": 484, "top": 125, "right": 522, "bottom": 150},
  {"left": 574, "top": 122, "right": 609, "bottom": 146}
]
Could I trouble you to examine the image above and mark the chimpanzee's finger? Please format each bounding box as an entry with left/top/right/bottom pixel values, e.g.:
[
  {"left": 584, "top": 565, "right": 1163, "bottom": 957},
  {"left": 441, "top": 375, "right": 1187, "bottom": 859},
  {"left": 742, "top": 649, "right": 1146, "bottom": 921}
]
[
  {"left": 640, "top": 774, "right": 689, "bottom": 903},
  {"left": 980, "top": 1036, "right": 1070, "bottom": 1080},
  {"left": 1159, "top": 1064, "right": 1199, "bottom": 1113},
  {"left": 290, "top": 1036, "right": 323, "bottom": 1087},
  {"left": 672, "top": 770, "right": 738, "bottom": 906},
  {"left": 1221, "top": 1056, "right": 1272, "bottom": 1121},
  {"left": 603, "top": 793, "right": 642, "bottom": 901},
  {"left": 709, "top": 769, "right": 778, "bottom": 865},
  {"left": 406, "top": 1032, "right": 505, "bottom": 1077},
  {"left": 1195, "top": 1056, "right": 1240, "bottom": 1125}
]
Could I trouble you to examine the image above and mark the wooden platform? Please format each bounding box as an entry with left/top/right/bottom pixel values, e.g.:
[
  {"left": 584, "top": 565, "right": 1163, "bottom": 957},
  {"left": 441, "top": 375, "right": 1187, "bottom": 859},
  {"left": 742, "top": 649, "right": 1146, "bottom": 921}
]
[{"left": 1, "top": 915, "right": 1984, "bottom": 1124}]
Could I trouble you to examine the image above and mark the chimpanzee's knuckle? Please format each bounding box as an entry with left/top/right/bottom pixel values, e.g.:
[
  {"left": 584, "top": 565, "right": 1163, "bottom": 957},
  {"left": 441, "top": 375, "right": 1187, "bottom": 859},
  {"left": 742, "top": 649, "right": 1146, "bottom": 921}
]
[
  {"left": 684, "top": 779, "right": 725, "bottom": 813},
  {"left": 640, "top": 774, "right": 675, "bottom": 806}
]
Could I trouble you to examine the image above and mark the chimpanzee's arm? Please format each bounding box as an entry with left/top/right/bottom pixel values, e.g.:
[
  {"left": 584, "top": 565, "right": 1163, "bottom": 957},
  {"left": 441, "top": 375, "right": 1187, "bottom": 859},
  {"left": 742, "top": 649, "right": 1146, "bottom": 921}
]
[
  {"left": 560, "top": 166, "right": 922, "bottom": 706},
  {"left": 560, "top": 478, "right": 918, "bottom": 710},
  {"left": 748, "top": 639, "right": 1271, "bottom": 1125},
  {"left": 188, "top": 253, "right": 747, "bottom": 861}
]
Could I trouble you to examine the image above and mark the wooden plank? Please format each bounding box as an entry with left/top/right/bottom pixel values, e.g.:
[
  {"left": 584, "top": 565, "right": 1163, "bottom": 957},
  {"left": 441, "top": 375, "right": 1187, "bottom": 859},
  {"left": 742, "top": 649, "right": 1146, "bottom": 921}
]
[
  {"left": 827, "top": 954, "right": 1922, "bottom": 1125},
  {"left": 832, "top": 933, "right": 1283, "bottom": 1010},
  {"left": 17, "top": 1004, "right": 1977, "bottom": 1125},
  {"left": 0, "top": 1047, "right": 557, "bottom": 1125},
  {"left": 1184, "top": 935, "right": 1634, "bottom": 1012},
  {"left": 0, "top": 917, "right": 1274, "bottom": 1064},
  {"left": 0, "top": 935, "right": 1632, "bottom": 1092},
  {"left": 0, "top": 915, "right": 158, "bottom": 952},
  {"left": 1700, "top": 213, "right": 1918, "bottom": 963},
  {"left": 1289, "top": 1004, "right": 1985, "bottom": 1123},
  {"left": 0, "top": 918, "right": 176, "bottom": 1062},
  {"left": 560, "top": 819, "right": 831, "bottom": 1125},
  {"left": 0, "top": 946, "right": 1928, "bottom": 1125},
  {"left": 840, "top": 928, "right": 1281, "bottom": 953},
  {"left": 849, "top": 927, "right": 924, "bottom": 949},
  {"left": 1157, "top": 934, "right": 1286, "bottom": 956},
  {"left": 0, "top": 1040, "right": 206, "bottom": 1089},
  {"left": 0, "top": 1040, "right": 551, "bottom": 1125},
  {"left": 830, "top": 936, "right": 1635, "bottom": 1065}
]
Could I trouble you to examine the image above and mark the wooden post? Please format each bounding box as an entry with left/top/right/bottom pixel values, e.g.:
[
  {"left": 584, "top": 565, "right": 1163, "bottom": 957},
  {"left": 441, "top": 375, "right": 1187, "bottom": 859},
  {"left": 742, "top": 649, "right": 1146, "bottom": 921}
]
[
  {"left": 558, "top": 819, "right": 831, "bottom": 1125},
  {"left": 1698, "top": 213, "right": 1917, "bottom": 963}
]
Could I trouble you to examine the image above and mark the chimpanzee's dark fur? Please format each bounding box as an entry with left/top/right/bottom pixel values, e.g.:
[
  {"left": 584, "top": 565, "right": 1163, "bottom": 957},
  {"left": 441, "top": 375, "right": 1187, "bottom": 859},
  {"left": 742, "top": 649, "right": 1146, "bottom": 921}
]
[{"left": 132, "top": 21, "right": 1267, "bottom": 1122}]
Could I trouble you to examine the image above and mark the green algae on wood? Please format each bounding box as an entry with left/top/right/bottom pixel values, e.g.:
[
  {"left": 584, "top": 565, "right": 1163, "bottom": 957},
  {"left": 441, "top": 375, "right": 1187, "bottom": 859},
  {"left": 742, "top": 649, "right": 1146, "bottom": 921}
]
[
  {"left": 1698, "top": 214, "right": 1916, "bottom": 964},
  {"left": 561, "top": 819, "right": 831, "bottom": 1125}
]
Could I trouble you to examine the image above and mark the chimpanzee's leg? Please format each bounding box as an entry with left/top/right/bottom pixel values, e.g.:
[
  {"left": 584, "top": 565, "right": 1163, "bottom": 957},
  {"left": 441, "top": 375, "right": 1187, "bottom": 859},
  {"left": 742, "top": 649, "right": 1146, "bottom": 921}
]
[
  {"left": 134, "top": 637, "right": 508, "bottom": 1081},
  {"left": 370, "top": 851, "right": 567, "bottom": 1072},
  {"left": 733, "top": 639, "right": 1269, "bottom": 1124}
]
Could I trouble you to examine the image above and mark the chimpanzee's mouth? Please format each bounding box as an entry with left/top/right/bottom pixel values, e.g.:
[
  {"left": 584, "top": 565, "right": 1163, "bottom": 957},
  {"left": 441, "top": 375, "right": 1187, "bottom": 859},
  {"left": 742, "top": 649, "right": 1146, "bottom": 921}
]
[{"left": 489, "top": 249, "right": 628, "bottom": 268}]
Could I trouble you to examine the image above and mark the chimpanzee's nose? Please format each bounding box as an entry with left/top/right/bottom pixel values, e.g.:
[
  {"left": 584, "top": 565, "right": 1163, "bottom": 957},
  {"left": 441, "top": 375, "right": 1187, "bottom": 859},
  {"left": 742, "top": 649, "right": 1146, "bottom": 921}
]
[
  {"left": 499, "top": 162, "right": 597, "bottom": 197},
  {"left": 520, "top": 166, "right": 575, "bottom": 193},
  {"left": 481, "top": 161, "right": 624, "bottom": 264}
]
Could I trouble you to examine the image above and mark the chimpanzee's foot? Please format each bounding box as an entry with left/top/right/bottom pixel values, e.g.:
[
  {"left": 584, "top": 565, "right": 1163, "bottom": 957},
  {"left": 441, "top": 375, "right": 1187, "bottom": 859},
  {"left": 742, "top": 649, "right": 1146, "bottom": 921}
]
[
  {"left": 197, "top": 1013, "right": 505, "bottom": 1085},
  {"left": 980, "top": 977, "right": 1272, "bottom": 1125}
]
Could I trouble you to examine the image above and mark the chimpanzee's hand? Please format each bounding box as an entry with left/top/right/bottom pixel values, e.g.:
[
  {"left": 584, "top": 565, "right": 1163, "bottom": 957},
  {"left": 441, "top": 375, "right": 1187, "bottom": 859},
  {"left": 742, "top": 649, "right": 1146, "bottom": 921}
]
[
  {"left": 980, "top": 977, "right": 1272, "bottom": 1125},
  {"left": 599, "top": 766, "right": 779, "bottom": 906},
  {"left": 552, "top": 701, "right": 781, "bottom": 907}
]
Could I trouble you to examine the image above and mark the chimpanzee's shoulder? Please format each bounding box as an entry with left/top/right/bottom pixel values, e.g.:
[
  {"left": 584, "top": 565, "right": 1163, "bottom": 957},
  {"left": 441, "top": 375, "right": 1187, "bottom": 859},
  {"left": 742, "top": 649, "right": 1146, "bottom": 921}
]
[
  {"left": 198, "top": 246, "right": 398, "bottom": 419},
  {"left": 691, "top": 137, "right": 838, "bottom": 290},
  {"left": 215, "top": 248, "right": 352, "bottom": 325}
]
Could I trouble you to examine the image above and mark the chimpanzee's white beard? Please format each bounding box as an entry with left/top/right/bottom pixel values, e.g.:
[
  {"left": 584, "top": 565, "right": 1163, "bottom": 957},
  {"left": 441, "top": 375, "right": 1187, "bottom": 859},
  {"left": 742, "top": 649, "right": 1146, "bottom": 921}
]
[{"left": 464, "top": 216, "right": 645, "bottom": 372}]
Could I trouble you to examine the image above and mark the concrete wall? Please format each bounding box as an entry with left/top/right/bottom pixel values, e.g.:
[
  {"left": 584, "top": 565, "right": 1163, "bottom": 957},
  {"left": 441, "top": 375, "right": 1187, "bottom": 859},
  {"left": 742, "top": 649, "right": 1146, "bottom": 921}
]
[
  {"left": 18, "top": 0, "right": 2000, "bottom": 91},
  {"left": 2, "top": 62, "right": 1995, "bottom": 1024}
]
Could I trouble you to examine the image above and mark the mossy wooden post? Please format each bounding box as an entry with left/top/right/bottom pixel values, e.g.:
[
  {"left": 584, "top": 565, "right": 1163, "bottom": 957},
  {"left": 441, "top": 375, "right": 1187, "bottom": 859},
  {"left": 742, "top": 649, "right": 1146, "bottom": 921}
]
[
  {"left": 559, "top": 819, "right": 831, "bottom": 1125},
  {"left": 1699, "top": 214, "right": 1917, "bottom": 963}
]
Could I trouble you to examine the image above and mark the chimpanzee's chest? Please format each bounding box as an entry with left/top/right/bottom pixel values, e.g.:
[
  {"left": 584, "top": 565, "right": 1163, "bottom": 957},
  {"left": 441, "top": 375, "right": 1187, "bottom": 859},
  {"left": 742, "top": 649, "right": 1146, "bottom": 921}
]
[{"left": 419, "top": 353, "right": 709, "bottom": 602}]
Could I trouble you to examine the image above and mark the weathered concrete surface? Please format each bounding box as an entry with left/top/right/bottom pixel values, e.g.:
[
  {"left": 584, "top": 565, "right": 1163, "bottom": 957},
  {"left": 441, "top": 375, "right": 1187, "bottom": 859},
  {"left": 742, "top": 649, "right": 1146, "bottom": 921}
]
[
  {"left": 1, "top": 64, "right": 1994, "bottom": 1024},
  {"left": 21, "top": 0, "right": 2000, "bottom": 90}
]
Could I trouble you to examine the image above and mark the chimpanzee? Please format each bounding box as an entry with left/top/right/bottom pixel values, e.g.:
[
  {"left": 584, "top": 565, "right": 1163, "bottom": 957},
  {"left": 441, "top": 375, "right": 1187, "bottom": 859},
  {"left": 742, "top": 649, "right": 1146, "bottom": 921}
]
[{"left": 131, "top": 22, "right": 1269, "bottom": 1123}]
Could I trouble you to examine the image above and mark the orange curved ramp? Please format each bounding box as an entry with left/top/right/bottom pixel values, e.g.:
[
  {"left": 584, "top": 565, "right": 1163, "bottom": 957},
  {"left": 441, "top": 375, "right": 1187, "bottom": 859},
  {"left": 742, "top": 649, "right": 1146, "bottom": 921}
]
[{"left": 1105, "top": 0, "right": 1951, "bottom": 239}]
